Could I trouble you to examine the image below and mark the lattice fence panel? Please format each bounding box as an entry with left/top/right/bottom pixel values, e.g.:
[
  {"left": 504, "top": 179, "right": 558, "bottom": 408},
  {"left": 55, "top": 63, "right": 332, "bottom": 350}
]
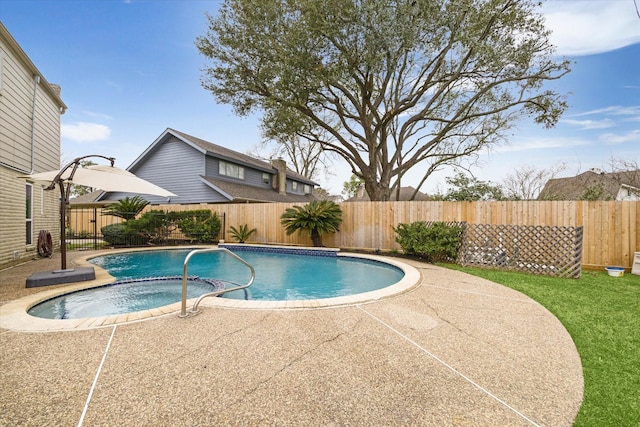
[{"left": 457, "top": 224, "right": 584, "bottom": 278}]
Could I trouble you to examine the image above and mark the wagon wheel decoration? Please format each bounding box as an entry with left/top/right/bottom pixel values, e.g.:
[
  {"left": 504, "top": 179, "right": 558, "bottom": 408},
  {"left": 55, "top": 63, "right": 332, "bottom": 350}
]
[{"left": 37, "top": 230, "right": 53, "bottom": 258}]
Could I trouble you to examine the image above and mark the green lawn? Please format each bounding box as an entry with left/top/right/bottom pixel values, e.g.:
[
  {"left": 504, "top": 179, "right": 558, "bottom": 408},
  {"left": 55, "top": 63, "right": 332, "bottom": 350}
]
[{"left": 444, "top": 265, "right": 639, "bottom": 427}]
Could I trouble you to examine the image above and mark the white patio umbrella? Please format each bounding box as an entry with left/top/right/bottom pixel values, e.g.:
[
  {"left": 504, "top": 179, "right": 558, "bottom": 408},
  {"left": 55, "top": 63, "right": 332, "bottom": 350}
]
[
  {"left": 21, "top": 155, "right": 176, "bottom": 270},
  {"left": 25, "top": 164, "right": 176, "bottom": 197}
]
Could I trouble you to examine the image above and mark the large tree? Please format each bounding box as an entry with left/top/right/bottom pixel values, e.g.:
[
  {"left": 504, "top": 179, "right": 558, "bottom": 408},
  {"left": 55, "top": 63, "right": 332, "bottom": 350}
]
[
  {"left": 502, "top": 161, "right": 568, "bottom": 200},
  {"left": 197, "top": 0, "right": 570, "bottom": 201},
  {"left": 342, "top": 174, "right": 364, "bottom": 199},
  {"left": 252, "top": 134, "right": 333, "bottom": 180},
  {"left": 431, "top": 172, "right": 505, "bottom": 201}
]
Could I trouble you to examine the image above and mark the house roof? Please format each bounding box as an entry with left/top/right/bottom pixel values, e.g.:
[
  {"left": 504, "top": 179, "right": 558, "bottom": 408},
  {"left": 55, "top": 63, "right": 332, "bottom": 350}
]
[
  {"left": 346, "top": 186, "right": 430, "bottom": 202},
  {"left": 68, "top": 190, "right": 110, "bottom": 206},
  {"left": 162, "top": 128, "right": 317, "bottom": 186},
  {"left": 538, "top": 169, "right": 640, "bottom": 200},
  {"left": 200, "top": 176, "right": 316, "bottom": 203}
]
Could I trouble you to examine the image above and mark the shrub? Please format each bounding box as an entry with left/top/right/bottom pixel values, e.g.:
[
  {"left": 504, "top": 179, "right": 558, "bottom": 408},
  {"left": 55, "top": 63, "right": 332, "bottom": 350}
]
[
  {"left": 228, "top": 224, "right": 257, "bottom": 243},
  {"left": 394, "top": 221, "right": 465, "bottom": 262},
  {"left": 102, "top": 209, "right": 222, "bottom": 246},
  {"left": 280, "top": 200, "right": 342, "bottom": 247},
  {"left": 176, "top": 210, "right": 221, "bottom": 243},
  {"left": 101, "top": 223, "right": 148, "bottom": 246},
  {"left": 125, "top": 210, "right": 169, "bottom": 244}
]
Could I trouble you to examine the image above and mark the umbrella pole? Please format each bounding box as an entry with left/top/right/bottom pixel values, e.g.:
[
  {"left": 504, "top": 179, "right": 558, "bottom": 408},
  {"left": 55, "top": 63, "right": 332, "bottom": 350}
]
[{"left": 59, "top": 181, "right": 67, "bottom": 270}]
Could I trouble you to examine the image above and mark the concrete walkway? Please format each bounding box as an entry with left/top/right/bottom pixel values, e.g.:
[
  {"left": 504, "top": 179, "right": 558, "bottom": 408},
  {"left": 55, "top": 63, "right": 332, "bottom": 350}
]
[{"left": 0, "top": 251, "right": 583, "bottom": 426}]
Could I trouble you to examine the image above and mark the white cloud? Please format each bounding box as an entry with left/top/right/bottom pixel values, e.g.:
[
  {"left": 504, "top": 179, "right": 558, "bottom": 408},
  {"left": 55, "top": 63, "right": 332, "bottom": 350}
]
[
  {"left": 561, "top": 118, "right": 615, "bottom": 130},
  {"left": 569, "top": 105, "right": 640, "bottom": 118},
  {"left": 541, "top": 1, "right": 640, "bottom": 56},
  {"left": 599, "top": 130, "right": 640, "bottom": 145},
  {"left": 495, "top": 136, "right": 591, "bottom": 153},
  {"left": 61, "top": 122, "right": 111, "bottom": 142}
]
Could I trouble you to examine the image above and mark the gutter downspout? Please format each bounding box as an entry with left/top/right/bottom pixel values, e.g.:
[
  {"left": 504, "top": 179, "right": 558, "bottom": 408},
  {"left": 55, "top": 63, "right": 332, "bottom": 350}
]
[{"left": 30, "top": 75, "right": 40, "bottom": 174}]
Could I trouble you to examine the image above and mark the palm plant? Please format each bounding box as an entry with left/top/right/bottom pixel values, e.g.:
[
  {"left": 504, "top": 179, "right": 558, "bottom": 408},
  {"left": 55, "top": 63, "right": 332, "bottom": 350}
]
[
  {"left": 280, "top": 200, "right": 342, "bottom": 247},
  {"left": 228, "top": 224, "right": 257, "bottom": 243},
  {"left": 103, "top": 196, "right": 149, "bottom": 221}
]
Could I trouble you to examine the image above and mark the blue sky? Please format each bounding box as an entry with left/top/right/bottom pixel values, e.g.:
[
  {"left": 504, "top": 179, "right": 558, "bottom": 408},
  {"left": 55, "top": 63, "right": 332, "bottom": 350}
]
[{"left": 1, "top": 0, "right": 639, "bottom": 195}]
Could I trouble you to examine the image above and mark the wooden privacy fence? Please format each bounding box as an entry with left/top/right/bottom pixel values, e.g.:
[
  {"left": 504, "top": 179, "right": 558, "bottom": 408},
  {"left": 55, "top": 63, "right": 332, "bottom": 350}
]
[{"left": 70, "top": 200, "right": 638, "bottom": 270}]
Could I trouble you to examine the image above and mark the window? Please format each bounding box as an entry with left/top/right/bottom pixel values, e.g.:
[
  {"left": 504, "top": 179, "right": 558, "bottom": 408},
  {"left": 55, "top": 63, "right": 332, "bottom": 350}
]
[
  {"left": 292, "top": 181, "right": 298, "bottom": 191},
  {"left": 26, "top": 184, "right": 33, "bottom": 245},
  {"left": 262, "top": 173, "right": 270, "bottom": 185},
  {"left": 304, "top": 184, "right": 311, "bottom": 194},
  {"left": 219, "top": 160, "right": 244, "bottom": 180}
]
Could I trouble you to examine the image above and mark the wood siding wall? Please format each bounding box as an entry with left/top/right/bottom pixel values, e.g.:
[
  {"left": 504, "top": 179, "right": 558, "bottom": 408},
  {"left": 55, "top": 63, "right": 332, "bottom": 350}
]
[
  {"left": 206, "top": 156, "right": 273, "bottom": 190},
  {"left": 0, "top": 29, "right": 63, "bottom": 269},
  {"left": 147, "top": 201, "right": 638, "bottom": 270},
  {"left": 0, "top": 169, "right": 61, "bottom": 269},
  {"left": 1, "top": 35, "right": 61, "bottom": 173},
  {"left": 103, "top": 137, "right": 222, "bottom": 204}
]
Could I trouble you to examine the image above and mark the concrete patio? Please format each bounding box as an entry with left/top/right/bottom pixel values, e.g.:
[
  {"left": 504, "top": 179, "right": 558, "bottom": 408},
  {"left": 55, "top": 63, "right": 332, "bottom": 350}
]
[{"left": 1, "top": 250, "right": 583, "bottom": 426}]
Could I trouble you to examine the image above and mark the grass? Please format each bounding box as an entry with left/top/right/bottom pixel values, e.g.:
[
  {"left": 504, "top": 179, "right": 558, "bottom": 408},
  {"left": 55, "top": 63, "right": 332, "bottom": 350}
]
[{"left": 443, "top": 265, "right": 639, "bottom": 427}]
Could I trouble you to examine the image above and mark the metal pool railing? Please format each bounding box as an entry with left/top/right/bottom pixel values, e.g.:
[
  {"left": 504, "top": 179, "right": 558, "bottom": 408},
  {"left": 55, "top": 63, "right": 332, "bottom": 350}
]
[{"left": 179, "top": 247, "right": 255, "bottom": 317}]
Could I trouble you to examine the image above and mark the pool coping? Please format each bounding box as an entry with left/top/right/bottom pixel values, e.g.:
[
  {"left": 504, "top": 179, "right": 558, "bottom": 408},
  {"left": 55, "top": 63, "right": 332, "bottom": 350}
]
[{"left": 0, "top": 245, "right": 421, "bottom": 332}]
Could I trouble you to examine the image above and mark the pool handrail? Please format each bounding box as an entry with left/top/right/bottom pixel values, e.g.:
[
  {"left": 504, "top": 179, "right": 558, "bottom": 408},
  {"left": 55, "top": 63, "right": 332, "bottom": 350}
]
[{"left": 180, "top": 247, "right": 255, "bottom": 317}]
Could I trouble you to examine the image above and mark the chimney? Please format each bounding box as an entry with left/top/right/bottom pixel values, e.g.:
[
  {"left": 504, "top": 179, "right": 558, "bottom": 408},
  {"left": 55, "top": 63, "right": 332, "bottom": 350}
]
[
  {"left": 49, "top": 83, "right": 61, "bottom": 96},
  {"left": 356, "top": 184, "right": 365, "bottom": 198},
  {"left": 271, "top": 158, "right": 287, "bottom": 195}
]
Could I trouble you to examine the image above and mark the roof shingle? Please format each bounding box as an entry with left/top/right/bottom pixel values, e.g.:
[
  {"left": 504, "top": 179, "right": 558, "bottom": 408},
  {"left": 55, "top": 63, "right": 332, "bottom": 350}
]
[{"left": 201, "top": 176, "right": 317, "bottom": 203}]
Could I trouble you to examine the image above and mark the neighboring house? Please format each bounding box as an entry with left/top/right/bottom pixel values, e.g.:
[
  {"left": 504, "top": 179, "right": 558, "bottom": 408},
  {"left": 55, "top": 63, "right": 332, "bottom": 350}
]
[
  {"left": 538, "top": 169, "right": 640, "bottom": 201},
  {"left": 346, "top": 185, "right": 430, "bottom": 202},
  {"left": 69, "top": 190, "right": 112, "bottom": 207},
  {"left": 97, "top": 128, "right": 318, "bottom": 204},
  {"left": 0, "top": 23, "right": 67, "bottom": 269}
]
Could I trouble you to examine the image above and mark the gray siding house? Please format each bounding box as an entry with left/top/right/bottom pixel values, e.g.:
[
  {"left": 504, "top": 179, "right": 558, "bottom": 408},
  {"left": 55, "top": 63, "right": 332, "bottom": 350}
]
[{"left": 97, "top": 128, "right": 318, "bottom": 204}]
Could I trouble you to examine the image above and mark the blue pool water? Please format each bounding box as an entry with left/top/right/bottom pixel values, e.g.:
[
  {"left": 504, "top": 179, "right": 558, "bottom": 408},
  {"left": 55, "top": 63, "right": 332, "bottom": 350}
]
[
  {"left": 89, "top": 248, "right": 404, "bottom": 300},
  {"left": 28, "top": 277, "right": 221, "bottom": 319},
  {"left": 28, "top": 248, "right": 404, "bottom": 319}
]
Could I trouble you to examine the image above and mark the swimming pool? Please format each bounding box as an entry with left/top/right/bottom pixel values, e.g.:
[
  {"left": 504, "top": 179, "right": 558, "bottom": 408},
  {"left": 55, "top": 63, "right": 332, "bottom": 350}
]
[
  {"left": 90, "top": 247, "right": 403, "bottom": 299},
  {"left": 27, "top": 276, "right": 223, "bottom": 319},
  {"left": 27, "top": 246, "right": 413, "bottom": 320}
]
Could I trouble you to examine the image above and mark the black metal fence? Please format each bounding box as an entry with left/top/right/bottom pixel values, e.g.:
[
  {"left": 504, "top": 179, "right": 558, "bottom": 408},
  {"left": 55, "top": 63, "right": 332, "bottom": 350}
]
[{"left": 66, "top": 207, "right": 225, "bottom": 250}]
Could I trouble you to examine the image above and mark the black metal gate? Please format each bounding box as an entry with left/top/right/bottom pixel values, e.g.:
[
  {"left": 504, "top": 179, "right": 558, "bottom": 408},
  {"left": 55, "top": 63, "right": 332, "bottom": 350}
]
[{"left": 66, "top": 206, "right": 118, "bottom": 250}]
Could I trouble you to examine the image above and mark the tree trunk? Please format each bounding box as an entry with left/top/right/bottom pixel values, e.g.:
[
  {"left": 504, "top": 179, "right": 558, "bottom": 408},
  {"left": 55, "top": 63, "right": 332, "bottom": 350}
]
[
  {"left": 363, "top": 176, "right": 391, "bottom": 201},
  {"left": 310, "top": 229, "right": 323, "bottom": 247}
]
